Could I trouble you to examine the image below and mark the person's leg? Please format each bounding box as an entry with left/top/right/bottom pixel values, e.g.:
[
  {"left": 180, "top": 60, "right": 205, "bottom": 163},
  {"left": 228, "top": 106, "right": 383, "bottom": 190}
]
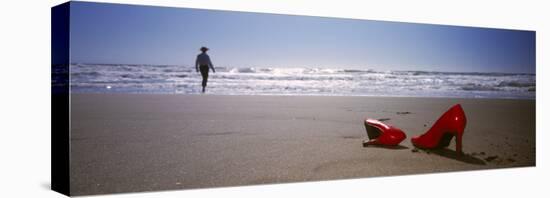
[{"left": 200, "top": 66, "right": 209, "bottom": 92}]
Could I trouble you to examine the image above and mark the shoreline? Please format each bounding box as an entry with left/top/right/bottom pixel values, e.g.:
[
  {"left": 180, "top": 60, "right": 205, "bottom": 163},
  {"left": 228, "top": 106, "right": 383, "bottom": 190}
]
[{"left": 69, "top": 92, "right": 537, "bottom": 100}]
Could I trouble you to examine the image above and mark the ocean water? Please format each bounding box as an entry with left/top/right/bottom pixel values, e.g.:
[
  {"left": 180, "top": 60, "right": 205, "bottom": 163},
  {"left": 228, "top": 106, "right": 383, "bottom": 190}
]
[{"left": 69, "top": 64, "right": 535, "bottom": 99}]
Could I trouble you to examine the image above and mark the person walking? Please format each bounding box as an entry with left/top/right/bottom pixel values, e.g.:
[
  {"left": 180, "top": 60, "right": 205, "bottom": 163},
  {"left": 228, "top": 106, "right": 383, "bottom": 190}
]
[{"left": 195, "top": 46, "right": 216, "bottom": 93}]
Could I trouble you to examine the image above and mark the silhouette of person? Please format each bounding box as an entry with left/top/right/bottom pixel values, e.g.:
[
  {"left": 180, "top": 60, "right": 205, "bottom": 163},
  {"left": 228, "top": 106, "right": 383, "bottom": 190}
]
[{"left": 195, "top": 46, "right": 215, "bottom": 93}]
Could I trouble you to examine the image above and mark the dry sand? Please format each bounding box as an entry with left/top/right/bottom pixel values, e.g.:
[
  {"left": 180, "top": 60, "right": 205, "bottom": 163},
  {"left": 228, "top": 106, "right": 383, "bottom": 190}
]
[{"left": 69, "top": 94, "right": 535, "bottom": 195}]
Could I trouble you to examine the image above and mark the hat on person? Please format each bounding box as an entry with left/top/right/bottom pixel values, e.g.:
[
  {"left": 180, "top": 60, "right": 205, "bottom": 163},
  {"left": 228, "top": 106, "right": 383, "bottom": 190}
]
[{"left": 200, "top": 46, "right": 209, "bottom": 52}]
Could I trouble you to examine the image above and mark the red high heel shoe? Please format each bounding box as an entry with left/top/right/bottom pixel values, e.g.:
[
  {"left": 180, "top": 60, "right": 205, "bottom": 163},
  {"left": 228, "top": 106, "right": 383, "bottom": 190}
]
[
  {"left": 363, "top": 119, "right": 406, "bottom": 147},
  {"left": 411, "top": 104, "right": 467, "bottom": 154}
]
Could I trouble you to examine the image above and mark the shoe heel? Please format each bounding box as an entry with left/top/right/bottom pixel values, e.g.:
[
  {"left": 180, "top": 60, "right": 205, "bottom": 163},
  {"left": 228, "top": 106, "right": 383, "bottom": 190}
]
[{"left": 455, "top": 132, "right": 463, "bottom": 154}]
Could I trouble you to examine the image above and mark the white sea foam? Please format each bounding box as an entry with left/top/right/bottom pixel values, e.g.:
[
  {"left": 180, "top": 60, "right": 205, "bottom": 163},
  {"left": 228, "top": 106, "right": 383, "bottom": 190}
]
[{"left": 69, "top": 64, "right": 535, "bottom": 99}]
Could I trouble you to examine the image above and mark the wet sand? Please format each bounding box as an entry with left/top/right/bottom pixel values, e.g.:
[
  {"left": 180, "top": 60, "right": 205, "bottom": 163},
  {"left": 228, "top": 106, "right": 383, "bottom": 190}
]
[{"left": 69, "top": 94, "right": 535, "bottom": 196}]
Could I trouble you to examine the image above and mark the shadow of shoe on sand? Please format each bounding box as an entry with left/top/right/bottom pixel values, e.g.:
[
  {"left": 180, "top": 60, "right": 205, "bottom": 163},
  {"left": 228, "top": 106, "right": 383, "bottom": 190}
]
[
  {"left": 425, "top": 148, "right": 487, "bottom": 165},
  {"left": 363, "top": 144, "right": 409, "bottom": 150}
]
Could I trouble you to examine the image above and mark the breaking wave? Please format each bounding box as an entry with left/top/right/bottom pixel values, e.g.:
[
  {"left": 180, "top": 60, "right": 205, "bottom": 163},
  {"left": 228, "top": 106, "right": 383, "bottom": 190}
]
[{"left": 69, "top": 64, "right": 535, "bottom": 99}]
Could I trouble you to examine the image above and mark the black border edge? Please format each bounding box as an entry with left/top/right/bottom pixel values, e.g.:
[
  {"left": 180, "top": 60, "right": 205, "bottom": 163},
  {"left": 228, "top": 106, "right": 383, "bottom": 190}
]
[{"left": 51, "top": 1, "right": 71, "bottom": 196}]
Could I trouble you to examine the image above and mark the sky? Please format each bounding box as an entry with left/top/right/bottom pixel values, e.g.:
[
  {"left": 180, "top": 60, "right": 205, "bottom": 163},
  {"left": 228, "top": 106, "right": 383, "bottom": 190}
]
[{"left": 69, "top": 2, "right": 536, "bottom": 73}]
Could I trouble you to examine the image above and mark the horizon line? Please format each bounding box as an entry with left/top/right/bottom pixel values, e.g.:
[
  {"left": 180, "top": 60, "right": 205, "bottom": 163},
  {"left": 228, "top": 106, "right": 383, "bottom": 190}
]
[{"left": 68, "top": 62, "right": 536, "bottom": 75}]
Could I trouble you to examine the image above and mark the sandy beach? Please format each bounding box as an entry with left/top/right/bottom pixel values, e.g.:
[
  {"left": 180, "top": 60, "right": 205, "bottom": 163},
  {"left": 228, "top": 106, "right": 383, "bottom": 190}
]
[{"left": 69, "top": 94, "right": 535, "bottom": 195}]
